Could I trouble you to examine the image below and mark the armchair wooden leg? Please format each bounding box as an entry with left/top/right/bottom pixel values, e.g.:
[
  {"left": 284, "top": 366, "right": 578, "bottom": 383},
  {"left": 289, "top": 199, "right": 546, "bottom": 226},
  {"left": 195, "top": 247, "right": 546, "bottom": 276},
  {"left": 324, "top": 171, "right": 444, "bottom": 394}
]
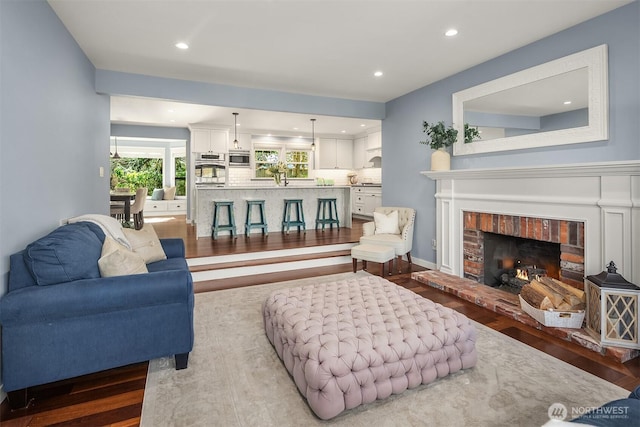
[
  {"left": 406, "top": 252, "right": 412, "bottom": 266},
  {"left": 352, "top": 258, "right": 357, "bottom": 273},
  {"left": 397, "top": 255, "right": 403, "bottom": 274},
  {"left": 175, "top": 352, "right": 189, "bottom": 370}
]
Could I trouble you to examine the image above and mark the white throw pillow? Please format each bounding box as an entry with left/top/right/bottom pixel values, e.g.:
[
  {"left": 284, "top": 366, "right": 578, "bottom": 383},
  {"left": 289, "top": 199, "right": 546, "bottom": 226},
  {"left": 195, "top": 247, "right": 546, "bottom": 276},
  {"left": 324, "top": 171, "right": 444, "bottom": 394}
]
[
  {"left": 98, "top": 236, "right": 148, "bottom": 277},
  {"left": 374, "top": 210, "right": 400, "bottom": 235},
  {"left": 122, "top": 224, "right": 167, "bottom": 264},
  {"left": 163, "top": 186, "right": 176, "bottom": 200}
]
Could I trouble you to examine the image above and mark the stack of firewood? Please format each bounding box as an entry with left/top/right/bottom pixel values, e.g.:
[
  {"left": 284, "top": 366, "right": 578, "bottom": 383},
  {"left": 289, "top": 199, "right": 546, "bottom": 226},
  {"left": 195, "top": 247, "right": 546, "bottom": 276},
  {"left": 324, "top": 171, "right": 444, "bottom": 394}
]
[{"left": 520, "top": 277, "right": 586, "bottom": 311}]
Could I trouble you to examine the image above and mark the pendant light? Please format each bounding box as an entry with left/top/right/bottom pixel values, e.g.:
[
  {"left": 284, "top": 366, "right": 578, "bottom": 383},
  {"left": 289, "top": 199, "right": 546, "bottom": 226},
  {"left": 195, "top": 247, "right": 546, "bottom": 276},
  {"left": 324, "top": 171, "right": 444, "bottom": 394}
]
[
  {"left": 310, "top": 118, "right": 316, "bottom": 152},
  {"left": 112, "top": 136, "right": 120, "bottom": 159},
  {"left": 232, "top": 112, "right": 239, "bottom": 149}
]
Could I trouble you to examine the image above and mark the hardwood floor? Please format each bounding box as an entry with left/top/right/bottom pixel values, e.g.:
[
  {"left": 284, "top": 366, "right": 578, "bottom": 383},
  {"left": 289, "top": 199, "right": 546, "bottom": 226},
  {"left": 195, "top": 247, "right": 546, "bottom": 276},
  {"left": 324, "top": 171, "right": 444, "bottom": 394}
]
[{"left": 2, "top": 215, "right": 638, "bottom": 426}]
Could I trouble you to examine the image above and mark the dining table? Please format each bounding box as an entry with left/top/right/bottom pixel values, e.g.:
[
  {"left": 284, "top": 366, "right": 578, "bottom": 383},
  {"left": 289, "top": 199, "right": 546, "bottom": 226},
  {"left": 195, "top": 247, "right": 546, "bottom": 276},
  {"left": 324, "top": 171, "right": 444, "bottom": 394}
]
[{"left": 109, "top": 190, "right": 136, "bottom": 222}]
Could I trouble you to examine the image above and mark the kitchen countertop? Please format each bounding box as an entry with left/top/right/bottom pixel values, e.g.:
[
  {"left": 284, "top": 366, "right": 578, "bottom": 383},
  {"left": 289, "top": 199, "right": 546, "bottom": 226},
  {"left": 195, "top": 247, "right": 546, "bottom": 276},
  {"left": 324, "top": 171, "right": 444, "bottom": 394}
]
[{"left": 195, "top": 185, "right": 352, "bottom": 190}]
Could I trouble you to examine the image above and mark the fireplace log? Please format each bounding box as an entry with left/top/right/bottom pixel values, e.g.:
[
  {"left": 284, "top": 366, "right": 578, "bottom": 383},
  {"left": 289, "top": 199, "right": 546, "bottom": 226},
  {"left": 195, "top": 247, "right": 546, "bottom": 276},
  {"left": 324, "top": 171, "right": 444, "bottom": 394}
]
[
  {"left": 538, "top": 277, "right": 585, "bottom": 309},
  {"left": 530, "top": 280, "right": 565, "bottom": 308},
  {"left": 521, "top": 285, "right": 553, "bottom": 310},
  {"left": 550, "top": 278, "right": 585, "bottom": 301}
]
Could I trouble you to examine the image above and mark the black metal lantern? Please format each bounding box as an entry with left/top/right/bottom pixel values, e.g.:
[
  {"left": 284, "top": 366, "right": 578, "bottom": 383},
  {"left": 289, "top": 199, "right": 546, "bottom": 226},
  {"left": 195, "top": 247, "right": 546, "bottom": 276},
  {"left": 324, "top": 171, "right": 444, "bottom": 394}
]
[{"left": 585, "top": 261, "right": 640, "bottom": 349}]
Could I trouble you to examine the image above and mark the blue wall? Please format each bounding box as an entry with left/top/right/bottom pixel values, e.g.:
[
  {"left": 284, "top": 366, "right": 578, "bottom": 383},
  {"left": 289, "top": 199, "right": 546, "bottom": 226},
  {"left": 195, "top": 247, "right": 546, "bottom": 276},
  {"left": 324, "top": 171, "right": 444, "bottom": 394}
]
[
  {"left": 0, "top": 0, "right": 110, "bottom": 392},
  {"left": 382, "top": 1, "right": 640, "bottom": 266}
]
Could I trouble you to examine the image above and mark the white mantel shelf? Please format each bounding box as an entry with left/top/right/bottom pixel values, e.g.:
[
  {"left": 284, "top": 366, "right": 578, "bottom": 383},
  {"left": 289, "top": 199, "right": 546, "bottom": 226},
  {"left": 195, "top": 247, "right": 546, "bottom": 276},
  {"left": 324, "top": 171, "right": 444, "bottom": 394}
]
[
  {"left": 421, "top": 160, "right": 640, "bottom": 180},
  {"left": 421, "top": 160, "right": 640, "bottom": 285}
]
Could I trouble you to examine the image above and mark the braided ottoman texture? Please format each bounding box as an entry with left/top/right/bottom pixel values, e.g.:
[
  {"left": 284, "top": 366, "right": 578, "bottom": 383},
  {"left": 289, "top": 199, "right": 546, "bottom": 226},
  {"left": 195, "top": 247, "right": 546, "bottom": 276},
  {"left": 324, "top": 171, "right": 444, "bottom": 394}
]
[{"left": 262, "top": 275, "right": 477, "bottom": 420}]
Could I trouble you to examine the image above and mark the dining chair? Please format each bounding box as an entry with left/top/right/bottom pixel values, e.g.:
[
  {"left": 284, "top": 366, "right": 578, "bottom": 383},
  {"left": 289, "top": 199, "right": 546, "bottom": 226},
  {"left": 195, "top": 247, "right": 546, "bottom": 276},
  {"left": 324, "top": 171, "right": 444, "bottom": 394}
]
[
  {"left": 110, "top": 201, "right": 125, "bottom": 221},
  {"left": 130, "top": 187, "right": 148, "bottom": 230}
]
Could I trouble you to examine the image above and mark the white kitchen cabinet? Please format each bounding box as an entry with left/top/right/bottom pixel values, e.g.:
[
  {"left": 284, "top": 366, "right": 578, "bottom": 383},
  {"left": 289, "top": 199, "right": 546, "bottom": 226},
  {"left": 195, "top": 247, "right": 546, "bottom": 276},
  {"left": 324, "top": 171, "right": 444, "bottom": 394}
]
[
  {"left": 318, "top": 138, "right": 353, "bottom": 169},
  {"left": 353, "top": 137, "right": 366, "bottom": 169},
  {"left": 352, "top": 186, "right": 381, "bottom": 217},
  {"left": 336, "top": 139, "right": 353, "bottom": 169},
  {"left": 365, "top": 131, "right": 381, "bottom": 150},
  {"left": 190, "top": 127, "right": 229, "bottom": 153},
  {"left": 363, "top": 187, "right": 382, "bottom": 216}
]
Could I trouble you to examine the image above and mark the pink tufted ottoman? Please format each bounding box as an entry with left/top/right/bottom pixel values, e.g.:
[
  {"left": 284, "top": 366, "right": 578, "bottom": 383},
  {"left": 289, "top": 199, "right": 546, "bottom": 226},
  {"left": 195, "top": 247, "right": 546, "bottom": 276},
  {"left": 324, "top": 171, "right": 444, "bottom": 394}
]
[{"left": 262, "top": 275, "right": 477, "bottom": 420}]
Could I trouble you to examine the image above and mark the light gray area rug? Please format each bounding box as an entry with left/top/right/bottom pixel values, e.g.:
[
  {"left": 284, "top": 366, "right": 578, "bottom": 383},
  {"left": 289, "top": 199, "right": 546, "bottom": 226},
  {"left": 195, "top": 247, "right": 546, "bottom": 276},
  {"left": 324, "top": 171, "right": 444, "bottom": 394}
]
[{"left": 141, "top": 272, "right": 628, "bottom": 426}]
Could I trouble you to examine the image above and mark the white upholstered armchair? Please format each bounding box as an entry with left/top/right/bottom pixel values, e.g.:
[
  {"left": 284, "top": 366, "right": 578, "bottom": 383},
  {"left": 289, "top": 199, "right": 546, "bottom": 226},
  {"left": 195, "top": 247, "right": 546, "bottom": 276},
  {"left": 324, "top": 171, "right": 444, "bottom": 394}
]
[{"left": 359, "top": 207, "right": 416, "bottom": 273}]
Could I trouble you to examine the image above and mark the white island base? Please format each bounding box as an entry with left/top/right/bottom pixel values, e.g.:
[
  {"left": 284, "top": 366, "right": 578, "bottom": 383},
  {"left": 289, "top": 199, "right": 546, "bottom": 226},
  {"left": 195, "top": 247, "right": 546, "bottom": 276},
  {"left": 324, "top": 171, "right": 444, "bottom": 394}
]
[{"left": 194, "top": 186, "right": 352, "bottom": 239}]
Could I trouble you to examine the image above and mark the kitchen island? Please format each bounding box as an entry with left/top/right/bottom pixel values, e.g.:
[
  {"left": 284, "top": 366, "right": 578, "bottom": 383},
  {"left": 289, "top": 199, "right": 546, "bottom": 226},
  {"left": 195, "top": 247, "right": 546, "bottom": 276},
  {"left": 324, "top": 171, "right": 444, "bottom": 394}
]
[{"left": 194, "top": 185, "right": 352, "bottom": 238}]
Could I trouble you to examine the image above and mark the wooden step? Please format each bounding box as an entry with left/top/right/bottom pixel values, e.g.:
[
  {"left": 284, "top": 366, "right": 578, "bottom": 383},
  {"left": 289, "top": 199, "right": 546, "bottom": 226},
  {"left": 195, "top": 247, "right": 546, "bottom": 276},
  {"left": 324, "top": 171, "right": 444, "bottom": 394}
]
[{"left": 187, "top": 243, "right": 357, "bottom": 284}]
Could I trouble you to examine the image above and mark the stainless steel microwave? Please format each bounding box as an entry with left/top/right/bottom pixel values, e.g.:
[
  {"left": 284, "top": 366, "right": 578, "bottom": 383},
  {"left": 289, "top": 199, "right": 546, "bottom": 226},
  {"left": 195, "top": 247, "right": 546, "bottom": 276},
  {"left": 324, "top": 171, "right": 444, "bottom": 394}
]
[{"left": 228, "top": 150, "right": 250, "bottom": 167}]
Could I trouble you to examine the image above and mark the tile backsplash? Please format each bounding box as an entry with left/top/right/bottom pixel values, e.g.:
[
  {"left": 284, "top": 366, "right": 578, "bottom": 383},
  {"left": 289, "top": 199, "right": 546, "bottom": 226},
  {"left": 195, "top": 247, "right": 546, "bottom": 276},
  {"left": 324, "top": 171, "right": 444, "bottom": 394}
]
[{"left": 227, "top": 167, "right": 381, "bottom": 187}]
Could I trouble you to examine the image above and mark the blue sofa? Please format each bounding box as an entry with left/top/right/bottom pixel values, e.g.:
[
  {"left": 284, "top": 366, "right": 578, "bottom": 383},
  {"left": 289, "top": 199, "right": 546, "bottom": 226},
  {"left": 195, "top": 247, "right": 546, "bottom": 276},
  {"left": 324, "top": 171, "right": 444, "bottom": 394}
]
[{"left": 0, "top": 222, "right": 194, "bottom": 407}]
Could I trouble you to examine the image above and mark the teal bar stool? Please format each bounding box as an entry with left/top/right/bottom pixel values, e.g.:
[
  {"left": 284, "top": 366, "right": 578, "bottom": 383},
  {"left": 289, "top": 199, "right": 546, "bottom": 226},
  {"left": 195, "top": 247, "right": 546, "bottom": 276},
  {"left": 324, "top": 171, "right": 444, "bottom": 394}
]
[
  {"left": 244, "top": 199, "right": 268, "bottom": 237},
  {"left": 282, "top": 199, "right": 306, "bottom": 233},
  {"left": 315, "top": 198, "right": 340, "bottom": 231},
  {"left": 211, "top": 200, "right": 237, "bottom": 240}
]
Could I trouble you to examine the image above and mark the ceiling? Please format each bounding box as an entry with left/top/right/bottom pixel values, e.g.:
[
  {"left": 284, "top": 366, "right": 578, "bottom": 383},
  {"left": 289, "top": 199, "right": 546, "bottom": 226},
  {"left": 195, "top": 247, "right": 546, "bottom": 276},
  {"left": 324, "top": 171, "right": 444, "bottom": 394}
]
[{"left": 48, "top": 0, "right": 631, "bottom": 136}]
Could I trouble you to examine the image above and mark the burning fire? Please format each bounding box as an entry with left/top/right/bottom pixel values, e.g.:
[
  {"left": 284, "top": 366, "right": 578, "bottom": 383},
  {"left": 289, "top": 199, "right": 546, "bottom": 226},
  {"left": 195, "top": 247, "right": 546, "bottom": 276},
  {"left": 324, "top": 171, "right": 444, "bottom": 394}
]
[{"left": 515, "top": 269, "right": 529, "bottom": 281}]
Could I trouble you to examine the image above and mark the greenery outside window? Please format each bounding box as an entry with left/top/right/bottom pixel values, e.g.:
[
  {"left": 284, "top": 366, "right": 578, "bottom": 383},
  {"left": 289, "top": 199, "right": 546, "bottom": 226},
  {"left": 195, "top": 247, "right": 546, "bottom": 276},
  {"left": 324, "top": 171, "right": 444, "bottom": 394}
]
[
  {"left": 254, "top": 147, "right": 310, "bottom": 179},
  {"left": 174, "top": 156, "right": 186, "bottom": 196},
  {"left": 111, "top": 158, "right": 163, "bottom": 191},
  {"left": 254, "top": 149, "right": 280, "bottom": 178},
  {"left": 285, "top": 150, "right": 309, "bottom": 178}
]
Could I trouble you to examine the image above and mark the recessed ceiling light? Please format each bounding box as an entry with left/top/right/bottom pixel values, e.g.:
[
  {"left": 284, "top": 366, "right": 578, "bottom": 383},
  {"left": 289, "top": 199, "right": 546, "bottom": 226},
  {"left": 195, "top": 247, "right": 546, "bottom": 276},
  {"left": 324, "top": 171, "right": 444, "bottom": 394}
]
[
  {"left": 169, "top": 119, "right": 175, "bottom": 123},
  {"left": 175, "top": 42, "right": 189, "bottom": 50},
  {"left": 293, "top": 127, "right": 298, "bottom": 130},
  {"left": 445, "top": 29, "right": 458, "bottom": 37},
  {"left": 341, "top": 130, "right": 346, "bottom": 133},
  {"left": 373, "top": 71, "right": 383, "bottom": 77},
  {"left": 563, "top": 101, "right": 572, "bottom": 105},
  {"left": 168, "top": 109, "right": 175, "bottom": 113},
  {"left": 360, "top": 124, "right": 366, "bottom": 127}
]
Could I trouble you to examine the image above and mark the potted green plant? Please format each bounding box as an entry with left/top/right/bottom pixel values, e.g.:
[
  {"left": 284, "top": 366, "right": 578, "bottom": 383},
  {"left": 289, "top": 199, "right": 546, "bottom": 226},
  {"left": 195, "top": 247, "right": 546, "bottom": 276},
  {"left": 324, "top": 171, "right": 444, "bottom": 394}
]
[
  {"left": 420, "top": 121, "right": 481, "bottom": 170},
  {"left": 420, "top": 121, "right": 457, "bottom": 171}
]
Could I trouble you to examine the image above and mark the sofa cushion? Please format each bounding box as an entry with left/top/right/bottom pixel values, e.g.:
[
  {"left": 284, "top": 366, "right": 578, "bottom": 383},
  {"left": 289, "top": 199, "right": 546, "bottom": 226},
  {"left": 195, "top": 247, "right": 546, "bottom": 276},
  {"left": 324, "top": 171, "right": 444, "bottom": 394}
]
[
  {"left": 151, "top": 188, "right": 164, "bottom": 200},
  {"left": 163, "top": 186, "right": 176, "bottom": 200},
  {"left": 24, "top": 222, "right": 104, "bottom": 286},
  {"left": 123, "top": 224, "right": 167, "bottom": 264},
  {"left": 147, "top": 257, "right": 188, "bottom": 273},
  {"left": 98, "top": 237, "right": 148, "bottom": 277},
  {"left": 373, "top": 210, "right": 400, "bottom": 235}
]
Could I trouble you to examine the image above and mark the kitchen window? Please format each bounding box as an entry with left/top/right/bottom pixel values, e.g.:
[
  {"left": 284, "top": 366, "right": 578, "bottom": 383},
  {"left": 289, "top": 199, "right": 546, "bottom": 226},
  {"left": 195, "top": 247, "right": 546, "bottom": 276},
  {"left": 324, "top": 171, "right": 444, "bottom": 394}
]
[{"left": 253, "top": 146, "right": 310, "bottom": 179}]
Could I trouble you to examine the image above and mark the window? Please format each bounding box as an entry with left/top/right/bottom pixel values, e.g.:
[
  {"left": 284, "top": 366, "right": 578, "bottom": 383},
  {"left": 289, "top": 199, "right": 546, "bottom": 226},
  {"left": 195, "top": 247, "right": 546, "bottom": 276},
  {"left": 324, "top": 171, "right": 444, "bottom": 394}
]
[
  {"left": 254, "top": 149, "right": 280, "bottom": 179},
  {"left": 285, "top": 150, "right": 309, "bottom": 178},
  {"left": 110, "top": 157, "right": 163, "bottom": 191},
  {"left": 174, "top": 156, "right": 186, "bottom": 196},
  {"left": 109, "top": 138, "right": 187, "bottom": 193},
  {"left": 253, "top": 146, "right": 311, "bottom": 179}
]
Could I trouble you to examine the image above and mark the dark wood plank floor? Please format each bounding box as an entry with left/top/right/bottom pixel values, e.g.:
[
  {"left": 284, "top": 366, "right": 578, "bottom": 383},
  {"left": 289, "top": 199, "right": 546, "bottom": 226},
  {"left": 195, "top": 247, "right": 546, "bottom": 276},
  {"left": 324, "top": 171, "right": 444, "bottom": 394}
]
[{"left": 2, "top": 215, "right": 638, "bottom": 426}]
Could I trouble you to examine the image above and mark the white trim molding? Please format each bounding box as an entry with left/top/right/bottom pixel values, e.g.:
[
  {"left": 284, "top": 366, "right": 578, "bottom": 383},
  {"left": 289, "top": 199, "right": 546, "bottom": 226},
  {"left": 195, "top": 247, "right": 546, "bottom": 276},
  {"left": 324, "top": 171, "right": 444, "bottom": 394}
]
[
  {"left": 422, "top": 160, "right": 640, "bottom": 285},
  {"left": 453, "top": 44, "right": 608, "bottom": 156}
]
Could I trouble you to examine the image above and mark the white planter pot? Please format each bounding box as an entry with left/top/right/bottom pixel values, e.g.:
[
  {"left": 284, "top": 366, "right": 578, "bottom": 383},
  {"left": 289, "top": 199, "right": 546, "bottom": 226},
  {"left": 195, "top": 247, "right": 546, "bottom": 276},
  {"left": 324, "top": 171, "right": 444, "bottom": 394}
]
[{"left": 431, "top": 148, "right": 451, "bottom": 171}]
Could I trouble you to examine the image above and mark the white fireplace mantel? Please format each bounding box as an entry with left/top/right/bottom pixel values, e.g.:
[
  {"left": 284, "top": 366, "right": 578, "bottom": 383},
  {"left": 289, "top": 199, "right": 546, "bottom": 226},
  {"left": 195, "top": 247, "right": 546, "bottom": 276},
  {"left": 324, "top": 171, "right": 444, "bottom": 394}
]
[{"left": 421, "top": 160, "right": 640, "bottom": 285}]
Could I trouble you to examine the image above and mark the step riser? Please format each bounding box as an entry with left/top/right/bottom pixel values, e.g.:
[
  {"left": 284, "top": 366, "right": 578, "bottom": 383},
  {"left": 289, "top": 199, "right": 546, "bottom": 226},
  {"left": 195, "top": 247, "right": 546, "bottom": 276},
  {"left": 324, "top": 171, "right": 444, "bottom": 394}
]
[
  {"left": 190, "top": 256, "right": 354, "bottom": 282},
  {"left": 187, "top": 242, "right": 357, "bottom": 267}
]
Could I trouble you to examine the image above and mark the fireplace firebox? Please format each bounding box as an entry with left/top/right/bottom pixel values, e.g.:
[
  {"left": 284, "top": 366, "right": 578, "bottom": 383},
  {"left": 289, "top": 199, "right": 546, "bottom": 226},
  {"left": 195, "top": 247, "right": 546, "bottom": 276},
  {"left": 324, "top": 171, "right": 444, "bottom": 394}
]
[
  {"left": 483, "top": 232, "right": 561, "bottom": 293},
  {"left": 463, "top": 212, "right": 585, "bottom": 291}
]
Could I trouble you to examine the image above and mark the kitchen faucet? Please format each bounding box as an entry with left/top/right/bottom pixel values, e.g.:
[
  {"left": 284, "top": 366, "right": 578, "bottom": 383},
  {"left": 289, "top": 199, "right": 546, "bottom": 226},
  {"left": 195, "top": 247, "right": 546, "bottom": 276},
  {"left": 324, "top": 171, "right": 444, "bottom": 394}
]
[{"left": 283, "top": 173, "right": 289, "bottom": 186}]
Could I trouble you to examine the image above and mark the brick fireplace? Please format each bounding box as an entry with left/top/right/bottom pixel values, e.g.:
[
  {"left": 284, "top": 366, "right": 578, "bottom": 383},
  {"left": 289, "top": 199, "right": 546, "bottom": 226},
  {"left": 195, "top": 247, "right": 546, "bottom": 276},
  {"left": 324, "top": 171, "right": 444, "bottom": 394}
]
[
  {"left": 463, "top": 212, "right": 585, "bottom": 290},
  {"left": 421, "top": 161, "right": 639, "bottom": 287},
  {"left": 419, "top": 161, "right": 640, "bottom": 362}
]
